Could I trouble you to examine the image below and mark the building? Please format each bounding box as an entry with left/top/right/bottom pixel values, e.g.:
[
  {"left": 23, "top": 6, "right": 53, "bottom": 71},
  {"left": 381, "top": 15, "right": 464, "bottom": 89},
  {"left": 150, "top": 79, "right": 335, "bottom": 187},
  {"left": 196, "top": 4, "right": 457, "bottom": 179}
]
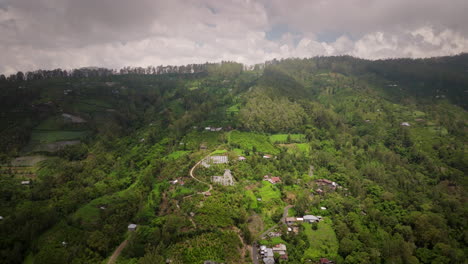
[
  {"left": 202, "top": 155, "right": 229, "bottom": 168},
  {"left": 303, "top": 215, "right": 320, "bottom": 223},
  {"left": 400, "top": 122, "right": 411, "bottom": 127},
  {"left": 0, "top": 216, "right": 3, "bottom": 220},
  {"left": 128, "top": 224, "right": 137, "bottom": 231},
  {"left": 211, "top": 169, "right": 235, "bottom": 186},
  {"left": 320, "top": 258, "right": 335, "bottom": 264},
  {"left": 285, "top": 217, "right": 297, "bottom": 225},
  {"left": 263, "top": 257, "right": 275, "bottom": 264},
  {"left": 272, "top": 244, "right": 287, "bottom": 256},
  {"left": 21, "top": 180, "right": 30, "bottom": 185},
  {"left": 238, "top": 156, "right": 246, "bottom": 161},
  {"left": 263, "top": 154, "right": 272, "bottom": 159},
  {"left": 315, "top": 179, "right": 337, "bottom": 190},
  {"left": 263, "top": 175, "right": 281, "bottom": 184}
]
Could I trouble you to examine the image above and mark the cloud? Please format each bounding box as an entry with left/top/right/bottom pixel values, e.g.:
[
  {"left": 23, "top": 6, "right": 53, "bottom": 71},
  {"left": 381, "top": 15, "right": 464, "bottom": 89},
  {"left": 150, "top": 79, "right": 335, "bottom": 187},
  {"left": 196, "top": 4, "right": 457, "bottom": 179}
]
[{"left": 0, "top": 0, "right": 467, "bottom": 74}]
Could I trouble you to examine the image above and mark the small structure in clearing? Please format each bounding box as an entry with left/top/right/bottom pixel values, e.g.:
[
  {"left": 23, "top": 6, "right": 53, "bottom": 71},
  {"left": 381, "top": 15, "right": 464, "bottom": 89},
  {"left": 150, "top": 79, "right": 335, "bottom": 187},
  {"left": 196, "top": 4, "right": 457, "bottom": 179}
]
[
  {"left": 128, "top": 224, "right": 137, "bottom": 231},
  {"left": 211, "top": 169, "right": 235, "bottom": 186},
  {"left": 303, "top": 215, "right": 322, "bottom": 223},
  {"left": 21, "top": 180, "right": 30, "bottom": 185},
  {"left": 62, "top": 113, "right": 86, "bottom": 123},
  {"left": 400, "top": 122, "right": 411, "bottom": 127}
]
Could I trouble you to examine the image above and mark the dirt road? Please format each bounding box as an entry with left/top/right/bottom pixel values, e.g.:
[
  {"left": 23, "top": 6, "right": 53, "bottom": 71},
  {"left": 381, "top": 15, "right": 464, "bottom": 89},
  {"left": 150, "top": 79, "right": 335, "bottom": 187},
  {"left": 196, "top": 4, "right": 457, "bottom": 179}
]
[
  {"left": 107, "top": 239, "right": 128, "bottom": 264},
  {"left": 189, "top": 156, "right": 212, "bottom": 193}
]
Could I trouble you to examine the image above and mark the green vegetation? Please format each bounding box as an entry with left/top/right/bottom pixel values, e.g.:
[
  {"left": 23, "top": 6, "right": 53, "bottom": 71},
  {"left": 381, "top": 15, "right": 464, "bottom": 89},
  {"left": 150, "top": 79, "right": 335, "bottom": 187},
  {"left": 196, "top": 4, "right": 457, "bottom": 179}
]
[
  {"left": 269, "top": 133, "right": 306, "bottom": 144},
  {"left": 229, "top": 131, "right": 279, "bottom": 154},
  {"left": 258, "top": 181, "right": 281, "bottom": 202},
  {"left": 166, "top": 150, "right": 190, "bottom": 160},
  {"left": 30, "top": 130, "right": 89, "bottom": 144},
  {"left": 0, "top": 56, "right": 467, "bottom": 264},
  {"left": 302, "top": 219, "right": 339, "bottom": 261}
]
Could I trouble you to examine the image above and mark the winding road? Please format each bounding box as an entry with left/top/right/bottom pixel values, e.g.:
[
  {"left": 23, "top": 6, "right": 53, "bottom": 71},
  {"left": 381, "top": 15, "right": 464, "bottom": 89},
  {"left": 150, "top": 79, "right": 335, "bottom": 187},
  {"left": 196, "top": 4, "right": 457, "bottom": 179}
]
[{"left": 188, "top": 156, "right": 213, "bottom": 193}]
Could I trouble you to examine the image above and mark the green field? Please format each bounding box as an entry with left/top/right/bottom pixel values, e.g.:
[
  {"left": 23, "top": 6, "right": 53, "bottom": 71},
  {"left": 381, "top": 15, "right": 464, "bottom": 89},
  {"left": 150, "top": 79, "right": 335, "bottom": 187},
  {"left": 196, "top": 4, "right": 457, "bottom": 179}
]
[
  {"left": 245, "top": 190, "right": 258, "bottom": 209},
  {"left": 30, "top": 130, "right": 89, "bottom": 144},
  {"left": 302, "top": 218, "right": 339, "bottom": 261},
  {"left": 211, "top": 149, "right": 228, "bottom": 155},
  {"left": 167, "top": 150, "right": 190, "bottom": 160},
  {"left": 229, "top": 131, "right": 279, "bottom": 154},
  {"left": 258, "top": 181, "right": 281, "bottom": 202},
  {"left": 260, "top": 236, "right": 286, "bottom": 247},
  {"left": 269, "top": 134, "right": 306, "bottom": 144}
]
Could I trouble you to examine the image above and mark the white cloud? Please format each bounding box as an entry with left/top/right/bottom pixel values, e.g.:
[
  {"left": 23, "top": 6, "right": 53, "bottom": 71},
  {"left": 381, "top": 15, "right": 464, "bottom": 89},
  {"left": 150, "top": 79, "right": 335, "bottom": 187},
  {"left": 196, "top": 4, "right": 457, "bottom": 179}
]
[{"left": 0, "top": 0, "right": 467, "bottom": 74}]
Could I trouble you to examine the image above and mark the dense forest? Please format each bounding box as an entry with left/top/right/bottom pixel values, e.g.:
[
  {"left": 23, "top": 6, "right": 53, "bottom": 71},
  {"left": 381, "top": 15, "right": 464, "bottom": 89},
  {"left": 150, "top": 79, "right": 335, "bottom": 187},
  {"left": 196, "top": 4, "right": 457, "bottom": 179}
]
[{"left": 0, "top": 55, "right": 466, "bottom": 264}]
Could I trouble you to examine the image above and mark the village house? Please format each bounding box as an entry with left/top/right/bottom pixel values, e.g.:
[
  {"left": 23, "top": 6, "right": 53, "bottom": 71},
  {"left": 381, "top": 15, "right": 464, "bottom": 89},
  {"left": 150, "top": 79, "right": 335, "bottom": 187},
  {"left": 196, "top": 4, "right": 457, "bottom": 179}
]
[
  {"left": 303, "top": 215, "right": 322, "bottom": 223},
  {"left": 128, "top": 224, "right": 137, "bottom": 231},
  {"left": 263, "top": 175, "right": 281, "bottom": 184},
  {"left": 238, "top": 156, "right": 246, "bottom": 161},
  {"left": 315, "top": 179, "right": 337, "bottom": 191},
  {"left": 320, "top": 258, "right": 335, "bottom": 264},
  {"left": 211, "top": 169, "right": 235, "bottom": 186},
  {"left": 21, "top": 180, "right": 30, "bottom": 185},
  {"left": 170, "top": 179, "right": 185, "bottom": 186},
  {"left": 272, "top": 244, "right": 288, "bottom": 258},
  {"left": 204, "top": 127, "right": 223, "bottom": 132},
  {"left": 400, "top": 122, "right": 411, "bottom": 127},
  {"left": 286, "top": 217, "right": 297, "bottom": 225},
  {"left": 260, "top": 246, "right": 275, "bottom": 264},
  {"left": 0, "top": 216, "right": 3, "bottom": 220},
  {"left": 263, "top": 154, "right": 272, "bottom": 159}
]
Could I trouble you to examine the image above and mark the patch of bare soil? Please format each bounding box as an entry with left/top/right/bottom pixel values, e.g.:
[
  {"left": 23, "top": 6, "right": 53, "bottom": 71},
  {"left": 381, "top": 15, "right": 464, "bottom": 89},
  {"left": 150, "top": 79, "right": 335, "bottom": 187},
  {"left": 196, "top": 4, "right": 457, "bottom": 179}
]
[{"left": 247, "top": 213, "right": 264, "bottom": 238}]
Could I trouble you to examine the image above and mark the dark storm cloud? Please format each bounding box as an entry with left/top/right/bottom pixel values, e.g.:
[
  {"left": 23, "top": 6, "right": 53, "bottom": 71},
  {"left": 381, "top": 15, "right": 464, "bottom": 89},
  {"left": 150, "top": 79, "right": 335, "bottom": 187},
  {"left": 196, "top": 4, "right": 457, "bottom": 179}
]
[{"left": 0, "top": 0, "right": 467, "bottom": 74}]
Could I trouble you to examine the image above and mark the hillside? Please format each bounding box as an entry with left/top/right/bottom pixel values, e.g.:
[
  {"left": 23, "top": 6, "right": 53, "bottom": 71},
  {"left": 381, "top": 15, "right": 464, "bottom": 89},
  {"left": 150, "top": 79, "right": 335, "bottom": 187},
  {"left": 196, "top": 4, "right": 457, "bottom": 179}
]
[{"left": 0, "top": 56, "right": 467, "bottom": 264}]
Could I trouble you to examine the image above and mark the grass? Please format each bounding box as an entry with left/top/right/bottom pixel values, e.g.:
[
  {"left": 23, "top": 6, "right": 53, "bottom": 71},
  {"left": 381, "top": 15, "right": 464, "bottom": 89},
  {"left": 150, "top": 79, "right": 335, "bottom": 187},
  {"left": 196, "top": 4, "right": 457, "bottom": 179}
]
[
  {"left": 233, "top": 148, "right": 244, "bottom": 155},
  {"left": 167, "top": 151, "right": 190, "bottom": 160},
  {"left": 211, "top": 149, "right": 228, "bottom": 155},
  {"left": 259, "top": 236, "right": 286, "bottom": 247},
  {"left": 258, "top": 181, "right": 281, "bottom": 202},
  {"left": 296, "top": 143, "right": 310, "bottom": 154},
  {"left": 73, "top": 98, "right": 112, "bottom": 113},
  {"left": 269, "top": 134, "right": 306, "bottom": 144},
  {"left": 302, "top": 218, "right": 339, "bottom": 261},
  {"left": 226, "top": 103, "right": 241, "bottom": 113},
  {"left": 229, "top": 131, "right": 279, "bottom": 154},
  {"left": 30, "top": 130, "right": 89, "bottom": 144},
  {"left": 245, "top": 190, "right": 258, "bottom": 209}
]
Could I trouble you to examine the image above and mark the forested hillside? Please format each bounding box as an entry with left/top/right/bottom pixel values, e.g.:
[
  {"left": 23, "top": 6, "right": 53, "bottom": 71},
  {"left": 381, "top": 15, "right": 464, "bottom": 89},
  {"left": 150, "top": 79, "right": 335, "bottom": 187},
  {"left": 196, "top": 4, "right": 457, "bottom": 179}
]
[{"left": 0, "top": 56, "right": 466, "bottom": 264}]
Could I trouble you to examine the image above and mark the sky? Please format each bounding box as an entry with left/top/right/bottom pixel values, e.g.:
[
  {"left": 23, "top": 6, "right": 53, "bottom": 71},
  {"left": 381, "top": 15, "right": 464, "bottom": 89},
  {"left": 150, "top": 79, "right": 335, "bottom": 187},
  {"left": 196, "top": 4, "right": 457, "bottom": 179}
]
[{"left": 1, "top": 0, "right": 468, "bottom": 74}]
